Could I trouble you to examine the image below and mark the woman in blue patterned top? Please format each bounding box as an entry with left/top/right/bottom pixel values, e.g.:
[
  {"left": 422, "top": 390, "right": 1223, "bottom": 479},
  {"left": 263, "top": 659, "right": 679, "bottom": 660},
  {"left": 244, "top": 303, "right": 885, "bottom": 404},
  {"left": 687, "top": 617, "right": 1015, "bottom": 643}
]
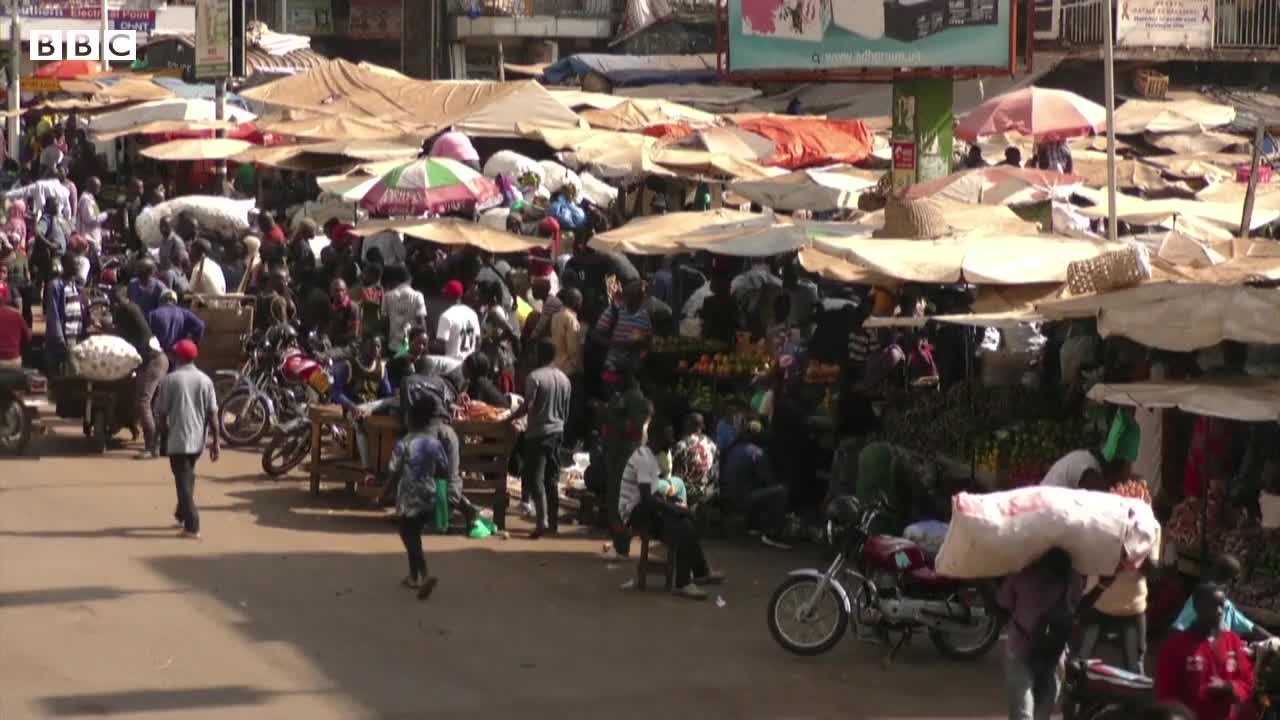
[{"left": 388, "top": 395, "right": 449, "bottom": 600}]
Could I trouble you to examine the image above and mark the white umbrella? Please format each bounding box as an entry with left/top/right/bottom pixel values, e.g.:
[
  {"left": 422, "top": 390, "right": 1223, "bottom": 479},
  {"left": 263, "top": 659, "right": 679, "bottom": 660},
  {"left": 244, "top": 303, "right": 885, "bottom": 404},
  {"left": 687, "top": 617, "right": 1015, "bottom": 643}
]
[{"left": 90, "top": 98, "right": 256, "bottom": 134}]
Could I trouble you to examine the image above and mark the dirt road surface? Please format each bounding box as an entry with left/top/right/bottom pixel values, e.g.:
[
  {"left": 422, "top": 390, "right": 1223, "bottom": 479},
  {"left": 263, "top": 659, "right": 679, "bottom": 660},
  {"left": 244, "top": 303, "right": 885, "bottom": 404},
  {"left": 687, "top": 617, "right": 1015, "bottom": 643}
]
[{"left": 1, "top": 423, "right": 1008, "bottom": 720}]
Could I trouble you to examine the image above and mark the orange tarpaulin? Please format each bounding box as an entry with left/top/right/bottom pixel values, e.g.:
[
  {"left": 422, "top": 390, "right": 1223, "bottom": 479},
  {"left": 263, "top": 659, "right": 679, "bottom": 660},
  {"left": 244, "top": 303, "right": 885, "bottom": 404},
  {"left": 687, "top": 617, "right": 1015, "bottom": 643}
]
[
  {"left": 731, "top": 116, "right": 874, "bottom": 170},
  {"left": 642, "top": 123, "right": 696, "bottom": 140}
]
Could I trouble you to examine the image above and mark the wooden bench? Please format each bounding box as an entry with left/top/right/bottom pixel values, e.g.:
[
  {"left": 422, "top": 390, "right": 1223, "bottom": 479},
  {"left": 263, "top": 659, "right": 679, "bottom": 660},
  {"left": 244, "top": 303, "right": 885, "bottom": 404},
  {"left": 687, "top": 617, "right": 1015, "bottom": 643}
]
[
  {"left": 635, "top": 531, "right": 674, "bottom": 592},
  {"left": 305, "top": 404, "right": 515, "bottom": 530}
]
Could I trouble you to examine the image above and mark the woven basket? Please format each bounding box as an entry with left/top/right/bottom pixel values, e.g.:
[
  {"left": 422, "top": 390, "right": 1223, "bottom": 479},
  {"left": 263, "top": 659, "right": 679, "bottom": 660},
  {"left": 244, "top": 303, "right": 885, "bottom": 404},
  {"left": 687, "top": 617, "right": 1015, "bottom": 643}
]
[
  {"left": 1134, "top": 68, "right": 1169, "bottom": 100},
  {"left": 875, "top": 195, "right": 950, "bottom": 239},
  {"left": 1067, "top": 246, "right": 1151, "bottom": 295}
]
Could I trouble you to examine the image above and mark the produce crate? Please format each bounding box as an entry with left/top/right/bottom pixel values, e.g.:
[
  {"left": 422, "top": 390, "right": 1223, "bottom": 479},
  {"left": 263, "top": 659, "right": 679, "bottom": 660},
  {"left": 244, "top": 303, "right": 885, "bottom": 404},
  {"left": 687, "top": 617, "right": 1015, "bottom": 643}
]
[
  {"left": 190, "top": 294, "right": 254, "bottom": 374},
  {"left": 1133, "top": 68, "right": 1168, "bottom": 100}
]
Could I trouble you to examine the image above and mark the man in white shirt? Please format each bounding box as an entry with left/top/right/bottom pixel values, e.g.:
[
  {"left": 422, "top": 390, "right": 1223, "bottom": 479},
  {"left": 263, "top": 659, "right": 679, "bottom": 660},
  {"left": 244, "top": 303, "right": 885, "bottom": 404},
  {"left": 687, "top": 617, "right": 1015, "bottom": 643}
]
[
  {"left": 76, "top": 177, "right": 109, "bottom": 252},
  {"left": 381, "top": 265, "right": 426, "bottom": 355},
  {"left": 6, "top": 177, "right": 72, "bottom": 222},
  {"left": 435, "top": 279, "right": 479, "bottom": 360},
  {"left": 189, "top": 239, "right": 226, "bottom": 296}
]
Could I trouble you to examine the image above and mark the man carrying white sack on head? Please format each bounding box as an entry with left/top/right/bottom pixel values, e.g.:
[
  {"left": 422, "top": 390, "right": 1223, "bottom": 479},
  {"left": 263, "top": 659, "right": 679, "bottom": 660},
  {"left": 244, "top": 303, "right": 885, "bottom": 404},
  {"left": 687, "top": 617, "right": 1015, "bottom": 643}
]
[{"left": 1040, "top": 448, "right": 1130, "bottom": 492}]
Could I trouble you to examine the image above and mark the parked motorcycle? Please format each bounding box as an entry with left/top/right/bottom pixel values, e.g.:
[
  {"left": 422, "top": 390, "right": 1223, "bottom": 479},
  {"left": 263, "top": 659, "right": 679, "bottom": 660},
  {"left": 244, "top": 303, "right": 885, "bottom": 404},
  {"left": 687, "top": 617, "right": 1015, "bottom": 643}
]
[
  {"left": 767, "top": 495, "right": 1003, "bottom": 662},
  {"left": 219, "top": 326, "right": 332, "bottom": 446},
  {"left": 1061, "top": 658, "right": 1152, "bottom": 720},
  {"left": 259, "top": 353, "right": 343, "bottom": 477},
  {"left": 0, "top": 367, "right": 46, "bottom": 455}
]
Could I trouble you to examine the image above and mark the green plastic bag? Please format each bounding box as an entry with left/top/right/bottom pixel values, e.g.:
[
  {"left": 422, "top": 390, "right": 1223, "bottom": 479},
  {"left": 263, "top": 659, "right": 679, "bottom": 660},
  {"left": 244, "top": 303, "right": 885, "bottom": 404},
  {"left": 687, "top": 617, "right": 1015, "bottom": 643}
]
[
  {"left": 1103, "top": 411, "right": 1141, "bottom": 463},
  {"left": 469, "top": 517, "right": 497, "bottom": 539},
  {"left": 434, "top": 479, "right": 449, "bottom": 531}
]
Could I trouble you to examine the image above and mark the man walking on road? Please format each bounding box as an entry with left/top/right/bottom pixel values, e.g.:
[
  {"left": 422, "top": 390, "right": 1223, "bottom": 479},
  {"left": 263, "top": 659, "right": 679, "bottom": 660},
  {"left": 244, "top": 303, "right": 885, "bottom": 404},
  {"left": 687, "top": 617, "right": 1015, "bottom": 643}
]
[{"left": 155, "top": 339, "right": 219, "bottom": 538}]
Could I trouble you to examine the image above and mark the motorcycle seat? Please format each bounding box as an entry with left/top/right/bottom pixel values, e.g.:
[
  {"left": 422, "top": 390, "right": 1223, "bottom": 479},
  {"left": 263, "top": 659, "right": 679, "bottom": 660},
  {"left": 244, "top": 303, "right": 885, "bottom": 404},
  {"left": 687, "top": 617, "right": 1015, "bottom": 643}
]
[
  {"left": 1083, "top": 659, "right": 1152, "bottom": 696},
  {"left": 906, "top": 566, "right": 950, "bottom": 587}
]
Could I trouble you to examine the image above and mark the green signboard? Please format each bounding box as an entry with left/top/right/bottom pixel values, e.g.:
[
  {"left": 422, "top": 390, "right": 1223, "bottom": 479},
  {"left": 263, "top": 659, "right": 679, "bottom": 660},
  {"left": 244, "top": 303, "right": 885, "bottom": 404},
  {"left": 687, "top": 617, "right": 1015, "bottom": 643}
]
[{"left": 727, "top": 0, "right": 1011, "bottom": 71}]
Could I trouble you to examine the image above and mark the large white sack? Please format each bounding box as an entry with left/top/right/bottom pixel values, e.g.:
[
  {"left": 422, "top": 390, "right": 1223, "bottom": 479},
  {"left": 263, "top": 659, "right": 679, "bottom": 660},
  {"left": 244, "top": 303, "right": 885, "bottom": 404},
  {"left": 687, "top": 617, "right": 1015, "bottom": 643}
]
[
  {"left": 484, "top": 151, "right": 545, "bottom": 191},
  {"left": 70, "top": 335, "right": 142, "bottom": 382},
  {"left": 935, "top": 486, "right": 1161, "bottom": 579},
  {"left": 539, "top": 160, "right": 582, "bottom": 199},
  {"left": 580, "top": 172, "right": 619, "bottom": 208},
  {"left": 136, "top": 196, "right": 256, "bottom": 249}
]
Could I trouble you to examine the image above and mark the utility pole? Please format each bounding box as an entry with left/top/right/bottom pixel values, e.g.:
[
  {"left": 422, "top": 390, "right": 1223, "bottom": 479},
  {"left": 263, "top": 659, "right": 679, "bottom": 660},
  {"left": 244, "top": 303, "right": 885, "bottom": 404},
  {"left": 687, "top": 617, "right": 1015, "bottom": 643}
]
[
  {"left": 7, "top": 0, "right": 19, "bottom": 162},
  {"left": 100, "top": 0, "right": 109, "bottom": 72},
  {"left": 1102, "top": 0, "right": 1118, "bottom": 243},
  {"left": 215, "top": 77, "right": 227, "bottom": 195}
]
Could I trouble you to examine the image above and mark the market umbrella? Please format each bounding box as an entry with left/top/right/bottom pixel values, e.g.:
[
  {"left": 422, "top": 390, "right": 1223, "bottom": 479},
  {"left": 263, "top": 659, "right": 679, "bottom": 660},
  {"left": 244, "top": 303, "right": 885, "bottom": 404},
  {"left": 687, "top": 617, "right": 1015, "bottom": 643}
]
[
  {"left": 358, "top": 157, "right": 502, "bottom": 217},
  {"left": 955, "top": 87, "right": 1106, "bottom": 143},
  {"left": 352, "top": 217, "right": 548, "bottom": 253},
  {"left": 903, "top": 166, "right": 1086, "bottom": 206},
  {"left": 728, "top": 167, "right": 878, "bottom": 212},
  {"left": 34, "top": 59, "right": 100, "bottom": 80},
  {"left": 140, "top": 138, "right": 253, "bottom": 161}
]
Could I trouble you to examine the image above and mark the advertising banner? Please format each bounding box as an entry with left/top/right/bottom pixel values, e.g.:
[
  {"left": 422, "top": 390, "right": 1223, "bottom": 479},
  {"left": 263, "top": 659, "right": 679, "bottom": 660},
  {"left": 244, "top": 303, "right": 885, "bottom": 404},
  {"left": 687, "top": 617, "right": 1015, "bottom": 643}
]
[
  {"left": 195, "top": 0, "right": 231, "bottom": 79},
  {"left": 18, "top": 4, "right": 157, "bottom": 31},
  {"left": 348, "top": 0, "right": 401, "bottom": 39},
  {"left": 288, "top": 0, "right": 333, "bottom": 33},
  {"left": 728, "top": 0, "right": 1011, "bottom": 71},
  {"left": 1116, "top": 0, "right": 1212, "bottom": 47}
]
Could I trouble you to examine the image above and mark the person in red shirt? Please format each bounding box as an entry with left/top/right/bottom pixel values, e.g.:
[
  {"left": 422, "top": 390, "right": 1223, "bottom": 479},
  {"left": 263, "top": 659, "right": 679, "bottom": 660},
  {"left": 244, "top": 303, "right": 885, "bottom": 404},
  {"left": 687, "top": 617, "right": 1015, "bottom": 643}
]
[
  {"left": 0, "top": 295, "right": 31, "bottom": 367},
  {"left": 1155, "top": 583, "right": 1257, "bottom": 720}
]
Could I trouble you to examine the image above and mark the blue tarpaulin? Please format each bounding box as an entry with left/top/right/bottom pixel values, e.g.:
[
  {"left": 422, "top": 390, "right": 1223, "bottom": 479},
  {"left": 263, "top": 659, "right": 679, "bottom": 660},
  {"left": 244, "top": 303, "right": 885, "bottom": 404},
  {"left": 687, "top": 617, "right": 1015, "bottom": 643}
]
[{"left": 542, "top": 53, "right": 718, "bottom": 87}]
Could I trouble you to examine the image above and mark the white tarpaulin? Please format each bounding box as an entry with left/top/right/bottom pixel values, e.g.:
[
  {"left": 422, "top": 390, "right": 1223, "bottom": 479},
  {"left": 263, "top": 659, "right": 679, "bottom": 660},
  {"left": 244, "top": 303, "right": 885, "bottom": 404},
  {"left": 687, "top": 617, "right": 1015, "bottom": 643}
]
[
  {"left": 1075, "top": 188, "right": 1280, "bottom": 234},
  {"left": 1038, "top": 283, "right": 1280, "bottom": 351},
  {"left": 1116, "top": 0, "right": 1214, "bottom": 48},
  {"left": 1088, "top": 377, "right": 1280, "bottom": 422},
  {"left": 728, "top": 167, "right": 877, "bottom": 211},
  {"left": 1111, "top": 98, "right": 1236, "bottom": 135}
]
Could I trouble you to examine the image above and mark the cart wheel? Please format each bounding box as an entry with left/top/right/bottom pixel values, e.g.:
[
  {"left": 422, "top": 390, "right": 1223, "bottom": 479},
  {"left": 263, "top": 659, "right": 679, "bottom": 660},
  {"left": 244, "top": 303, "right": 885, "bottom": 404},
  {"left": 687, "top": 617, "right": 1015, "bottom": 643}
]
[{"left": 90, "top": 409, "right": 108, "bottom": 454}]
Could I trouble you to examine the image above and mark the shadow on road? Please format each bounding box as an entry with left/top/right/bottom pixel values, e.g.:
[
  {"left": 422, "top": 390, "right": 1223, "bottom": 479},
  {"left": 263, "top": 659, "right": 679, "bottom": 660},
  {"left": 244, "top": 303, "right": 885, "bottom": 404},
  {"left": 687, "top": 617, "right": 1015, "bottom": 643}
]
[
  {"left": 143, "top": 547, "right": 1009, "bottom": 719},
  {"left": 40, "top": 685, "right": 277, "bottom": 716},
  {"left": 0, "top": 585, "right": 181, "bottom": 608}
]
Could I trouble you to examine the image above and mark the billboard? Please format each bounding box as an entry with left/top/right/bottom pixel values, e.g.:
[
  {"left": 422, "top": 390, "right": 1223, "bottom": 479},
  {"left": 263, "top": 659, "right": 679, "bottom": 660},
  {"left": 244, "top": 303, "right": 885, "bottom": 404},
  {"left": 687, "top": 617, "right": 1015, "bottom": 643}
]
[
  {"left": 728, "top": 0, "right": 1012, "bottom": 71},
  {"left": 195, "top": 0, "right": 231, "bottom": 78},
  {"left": 1116, "top": 0, "right": 1212, "bottom": 47}
]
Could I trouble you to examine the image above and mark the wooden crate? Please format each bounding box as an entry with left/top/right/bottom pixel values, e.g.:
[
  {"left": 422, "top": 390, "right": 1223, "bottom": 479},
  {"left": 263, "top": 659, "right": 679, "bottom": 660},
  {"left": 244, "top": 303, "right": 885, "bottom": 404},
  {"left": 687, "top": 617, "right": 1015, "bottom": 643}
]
[
  {"left": 191, "top": 294, "right": 254, "bottom": 373},
  {"left": 1133, "top": 68, "right": 1169, "bottom": 100}
]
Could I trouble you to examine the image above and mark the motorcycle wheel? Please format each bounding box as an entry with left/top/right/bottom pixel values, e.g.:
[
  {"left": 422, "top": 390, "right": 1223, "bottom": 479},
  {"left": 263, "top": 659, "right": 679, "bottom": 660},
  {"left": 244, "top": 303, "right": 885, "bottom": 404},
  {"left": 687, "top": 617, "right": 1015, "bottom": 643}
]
[
  {"left": 261, "top": 426, "right": 311, "bottom": 477},
  {"left": 767, "top": 575, "right": 849, "bottom": 656},
  {"left": 220, "top": 390, "right": 270, "bottom": 446},
  {"left": 927, "top": 584, "right": 1004, "bottom": 661},
  {"left": 0, "top": 399, "right": 31, "bottom": 455}
]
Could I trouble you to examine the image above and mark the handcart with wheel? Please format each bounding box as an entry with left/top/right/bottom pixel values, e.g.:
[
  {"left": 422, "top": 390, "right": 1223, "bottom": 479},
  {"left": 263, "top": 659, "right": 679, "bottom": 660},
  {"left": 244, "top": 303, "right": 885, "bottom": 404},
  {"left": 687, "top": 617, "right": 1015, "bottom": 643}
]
[{"left": 48, "top": 372, "right": 139, "bottom": 454}]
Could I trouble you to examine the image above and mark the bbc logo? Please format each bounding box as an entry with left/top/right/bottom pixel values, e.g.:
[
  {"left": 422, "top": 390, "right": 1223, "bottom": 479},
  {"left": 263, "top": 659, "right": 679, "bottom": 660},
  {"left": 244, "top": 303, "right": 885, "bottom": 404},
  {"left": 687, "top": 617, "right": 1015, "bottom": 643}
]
[{"left": 30, "top": 30, "right": 137, "bottom": 61}]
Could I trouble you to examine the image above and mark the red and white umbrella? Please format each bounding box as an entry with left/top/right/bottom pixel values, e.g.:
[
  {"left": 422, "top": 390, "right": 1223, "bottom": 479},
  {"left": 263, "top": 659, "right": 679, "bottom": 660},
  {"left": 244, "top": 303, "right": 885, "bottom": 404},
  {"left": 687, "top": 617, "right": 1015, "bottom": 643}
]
[
  {"left": 956, "top": 87, "right": 1106, "bottom": 143},
  {"left": 359, "top": 157, "right": 502, "bottom": 217}
]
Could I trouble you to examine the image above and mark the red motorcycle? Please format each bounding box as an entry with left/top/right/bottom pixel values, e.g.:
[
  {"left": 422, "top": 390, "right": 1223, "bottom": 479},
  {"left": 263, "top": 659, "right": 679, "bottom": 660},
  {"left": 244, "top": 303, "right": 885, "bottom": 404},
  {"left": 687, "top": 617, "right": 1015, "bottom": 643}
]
[{"left": 767, "top": 495, "right": 1003, "bottom": 662}]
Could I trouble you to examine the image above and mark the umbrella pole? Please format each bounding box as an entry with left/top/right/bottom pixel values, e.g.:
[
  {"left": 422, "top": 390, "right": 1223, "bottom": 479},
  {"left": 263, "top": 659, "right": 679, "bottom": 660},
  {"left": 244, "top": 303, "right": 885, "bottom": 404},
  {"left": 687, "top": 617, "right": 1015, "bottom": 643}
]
[
  {"left": 6, "top": 9, "right": 19, "bottom": 161},
  {"left": 1102, "top": 0, "right": 1119, "bottom": 243},
  {"left": 215, "top": 78, "right": 227, "bottom": 196}
]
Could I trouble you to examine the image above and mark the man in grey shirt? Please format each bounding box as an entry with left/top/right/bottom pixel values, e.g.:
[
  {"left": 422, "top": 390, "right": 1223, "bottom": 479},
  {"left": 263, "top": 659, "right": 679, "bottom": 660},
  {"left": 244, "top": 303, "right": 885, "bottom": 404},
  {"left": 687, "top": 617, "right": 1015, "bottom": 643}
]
[
  {"left": 155, "top": 339, "right": 219, "bottom": 538},
  {"left": 507, "top": 340, "right": 571, "bottom": 538}
]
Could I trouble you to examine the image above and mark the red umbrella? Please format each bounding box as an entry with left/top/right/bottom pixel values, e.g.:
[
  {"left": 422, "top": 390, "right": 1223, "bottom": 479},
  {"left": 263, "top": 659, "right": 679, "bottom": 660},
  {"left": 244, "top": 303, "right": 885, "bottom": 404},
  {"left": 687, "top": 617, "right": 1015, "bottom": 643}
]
[
  {"left": 956, "top": 87, "right": 1106, "bottom": 143},
  {"left": 34, "top": 60, "right": 99, "bottom": 80}
]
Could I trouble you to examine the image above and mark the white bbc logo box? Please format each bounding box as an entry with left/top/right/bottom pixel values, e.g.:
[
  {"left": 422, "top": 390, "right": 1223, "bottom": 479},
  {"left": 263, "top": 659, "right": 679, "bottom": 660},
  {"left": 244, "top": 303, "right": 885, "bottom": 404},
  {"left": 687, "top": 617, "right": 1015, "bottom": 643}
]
[{"left": 30, "top": 30, "right": 137, "bottom": 61}]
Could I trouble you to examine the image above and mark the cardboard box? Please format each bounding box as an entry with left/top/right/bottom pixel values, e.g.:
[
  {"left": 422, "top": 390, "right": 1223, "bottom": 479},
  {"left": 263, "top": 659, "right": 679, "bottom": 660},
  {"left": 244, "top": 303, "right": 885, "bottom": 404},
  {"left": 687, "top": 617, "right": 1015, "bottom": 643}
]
[
  {"left": 742, "top": 0, "right": 833, "bottom": 42},
  {"left": 946, "top": 0, "right": 998, "bottom": 27},
  {"left": 884, "top": 0, "right": 947, "bottom": 41}
]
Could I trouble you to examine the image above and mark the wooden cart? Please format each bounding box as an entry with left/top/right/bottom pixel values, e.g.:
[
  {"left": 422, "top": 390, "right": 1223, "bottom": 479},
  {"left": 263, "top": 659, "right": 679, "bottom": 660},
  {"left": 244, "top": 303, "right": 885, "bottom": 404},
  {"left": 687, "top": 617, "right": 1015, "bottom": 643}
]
[{"left": 304, "top": 404, "right": 515, "bottom": 529}]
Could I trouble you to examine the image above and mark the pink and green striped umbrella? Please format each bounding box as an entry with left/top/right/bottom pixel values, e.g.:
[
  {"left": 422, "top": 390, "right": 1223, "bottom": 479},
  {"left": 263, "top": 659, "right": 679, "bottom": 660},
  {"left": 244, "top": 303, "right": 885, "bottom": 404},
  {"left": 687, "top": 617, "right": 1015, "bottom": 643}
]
[{"left": 359, "top": 157, "right": 502, "bottom": 217}]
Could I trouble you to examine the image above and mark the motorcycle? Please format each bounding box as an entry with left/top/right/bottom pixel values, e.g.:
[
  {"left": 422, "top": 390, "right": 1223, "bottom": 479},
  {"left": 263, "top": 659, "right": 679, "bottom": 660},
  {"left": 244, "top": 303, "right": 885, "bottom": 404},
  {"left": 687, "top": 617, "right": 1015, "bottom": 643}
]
[
  {"left": 0, "top": 367, "right": 46, "bottom": 455},
  {"left": 1061, "top": 658, "right": 1152, "bottom": 720},
  {"left": 219, "top": 326, "right": 332, "bottom": 446},
  {"left": 260, "top": 355, "right": 347, "bottom": 477},
  {"left": 767, "top": 495, "right": 1003, "bottom": 663}
]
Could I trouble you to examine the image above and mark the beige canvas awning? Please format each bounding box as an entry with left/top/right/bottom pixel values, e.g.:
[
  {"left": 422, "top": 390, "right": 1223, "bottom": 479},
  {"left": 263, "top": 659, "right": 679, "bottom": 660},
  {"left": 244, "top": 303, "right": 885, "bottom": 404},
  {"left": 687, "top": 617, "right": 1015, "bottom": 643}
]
[
  {"left": 94, "top": 119, "right": 240, "bottom": 142},
  {"left": 1038, "top": 282, "right": 1280, "bottom": 351},
  {"left": 590, "top": 209, "right": 770, "bottom": 255},
  {"left": 1075, "top": 188, "right": 1280, "bottom": 233},
  {"left": 257, "top": 113, "right": 421, "bottom": 142},
  {"left": 729, "top": 167, "right": 878, "bottom": 211},
  {"left": 241, "top": 59, "right": 582, "bottom": 138},
  {"left": 1112, "top": 97, "right": 1236, "bottom": 135},
  {"left": 352, "top": 218, "right": 547, "bottom": 253},
  {"left": 1088, "top": 377, "right": 1280, "bottom": 422},
  {"left": 141, "top": 138, "right": 253, "bottom": 161},
  {"left": 89, "top": 98, "right": 256, "bottom": 134},
  {"left": 579, "top": 98, "right": 715, "bottom": 131},
  {"left": 812, "top": 234, "right": 1122, "bottom": 285}
]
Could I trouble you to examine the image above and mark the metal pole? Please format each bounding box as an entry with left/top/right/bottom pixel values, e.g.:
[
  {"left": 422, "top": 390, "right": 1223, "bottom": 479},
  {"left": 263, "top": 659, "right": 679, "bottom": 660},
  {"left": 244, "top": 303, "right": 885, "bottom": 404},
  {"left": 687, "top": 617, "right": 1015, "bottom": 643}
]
[
  {"left": 1102, "top": 0, "right": 1118, "bottom": 243},
  {"left": 100, "top": 0, "right": 109, "bottom": 72},
  {"left": 1240, "top": 123, "right": 1265, "bottom": 241},
  {"left": 215, "top": 77, "right": 227, "bottom": 195},
  {"left": 399, "top": 0, "right": 405, "bottom": 74},
  {"left": 497, "top": 41, "right": 504, "bottom": 81},
  {"left": 7, "top": 2, "right": 18, "bottom": 162}
]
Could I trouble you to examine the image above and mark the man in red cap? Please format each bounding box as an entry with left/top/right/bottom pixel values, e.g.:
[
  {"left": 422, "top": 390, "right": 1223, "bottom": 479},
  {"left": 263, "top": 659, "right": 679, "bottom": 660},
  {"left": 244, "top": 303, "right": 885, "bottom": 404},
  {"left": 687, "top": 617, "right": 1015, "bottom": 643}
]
[
  {"left": 155, "top": 338, "right": 219, "bottom": 538},
  {"left": 435, "top": 279, "right": 479, "bottom": 361}
]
